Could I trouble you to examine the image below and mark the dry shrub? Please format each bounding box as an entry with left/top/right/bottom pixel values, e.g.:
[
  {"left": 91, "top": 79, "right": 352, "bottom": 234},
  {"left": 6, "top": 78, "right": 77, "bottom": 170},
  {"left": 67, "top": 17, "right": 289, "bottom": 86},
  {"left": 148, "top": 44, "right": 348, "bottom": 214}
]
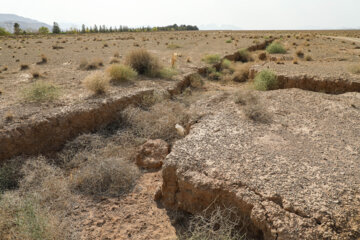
[
  {"left": 237, "top": 49, "right": 253, "bottom": 62},
  {"left": 0, "top": 157, "right": 72, "bottom": 240},
  {"left": 125, "top": 49, "right": 160, "bottom": 77},
  {"left": 258, "top": 52, "right": 267, "bottom": 61},
  {"left": 20, "top": 64, "right": 29, "bottom": 70},
  {"left": 188, "top": 73, "right": 204, "bottom": 88},
  {"left": 296, "top": 49, "right": 304, "bottom": 58},
  {"left": 31, "top": 68, "right": 41, "bottom": 78},
  {"left": 158, "top": 67, "right": 178, "bottom": 79},
  {"left": 231, "top": 63, "right": 251, "bottom": 82},
  {"left": 234, "top": 90, "right": 270, "bottom": 123},
  {"left": 70, "top": 157, "right": 140, "bottom": 197},
  {"left": 180, "top": 207, "right": 248, "bottom": 240},
  {"left": 122, "top": 100, "right": 191, "bottom": 141},
  {"left": 106, "top": 64, "right": 138, "bottom": 83},
  {"left": 80, "top": 58, "right": 104, "bottom": 70},
  {"left": 82, "top": 71, "right": 109, "bottom": 95},
  {"left": 305, "top": 55, "right": 312, "bottom": 61}
]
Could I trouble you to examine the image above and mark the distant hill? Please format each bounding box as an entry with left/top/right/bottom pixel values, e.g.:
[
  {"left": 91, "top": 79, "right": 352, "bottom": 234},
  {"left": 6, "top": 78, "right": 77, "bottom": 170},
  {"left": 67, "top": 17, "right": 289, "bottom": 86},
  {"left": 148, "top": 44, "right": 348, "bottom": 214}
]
[{"left": 0, "top": 14, "right": 51, "bottom": 33}]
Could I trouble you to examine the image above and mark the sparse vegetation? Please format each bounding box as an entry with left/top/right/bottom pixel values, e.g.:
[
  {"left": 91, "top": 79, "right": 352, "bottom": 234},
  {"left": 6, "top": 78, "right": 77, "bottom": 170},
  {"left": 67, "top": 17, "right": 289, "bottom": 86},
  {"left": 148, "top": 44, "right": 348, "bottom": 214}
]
[
  {"left": 266, "top": 42, "right": 286, "bottom": 54},
  {"left": 253, "top": 70, "right": 278, "bottom": 91},
  {"left": 237, "top": 48, "right": 252, "bottom": 62},
  {"left": 82, "top": 71, "right": 109, "bottom": 95},
  {"left": 125, "top": 49, "right": 161, "bottom": 77},
  {"left": 180, "top": 207, "right": 247, "bottom": 240},
  {"left": 80, "top": 58, "right": 104, "bottom": 70},
  {"left": 202, "top": 54, "right": 221, "bottom": 64},
  {"left": 36, "top": 54, "right": 48, "bottom": 65},
  {"left": 22, "top": 81, "right": 60, "bottom": 102},
  {"left": 106, "top": 64, "right": 138, "bottom": 83}
]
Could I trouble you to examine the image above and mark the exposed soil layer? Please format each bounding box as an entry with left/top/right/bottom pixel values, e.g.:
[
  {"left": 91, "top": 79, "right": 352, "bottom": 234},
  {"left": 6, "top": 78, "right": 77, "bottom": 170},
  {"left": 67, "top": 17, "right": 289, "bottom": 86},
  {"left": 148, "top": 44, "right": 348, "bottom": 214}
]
[
  {"left": 0, "top": 75, "right": 190, "bottom": 161},
  {"left": 161, "top": 89, "right": 360, "bottom": 240}
]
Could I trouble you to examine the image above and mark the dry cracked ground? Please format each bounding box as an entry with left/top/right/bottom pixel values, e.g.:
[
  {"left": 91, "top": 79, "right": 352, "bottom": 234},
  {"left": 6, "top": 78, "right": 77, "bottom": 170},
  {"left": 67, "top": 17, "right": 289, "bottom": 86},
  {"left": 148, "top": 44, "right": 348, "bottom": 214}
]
[{"left": 0, "top": 30, "right": 360, "bottom": 240}]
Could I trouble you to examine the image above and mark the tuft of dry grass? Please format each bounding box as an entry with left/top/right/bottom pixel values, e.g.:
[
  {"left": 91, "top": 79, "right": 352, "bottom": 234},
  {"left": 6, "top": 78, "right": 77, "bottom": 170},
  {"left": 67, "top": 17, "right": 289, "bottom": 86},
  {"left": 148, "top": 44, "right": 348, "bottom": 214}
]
[
  {"left": 22, "top": 81, "right": 60, "bottom": 102},
  {"left": 237, "top": 48, "right": 253, "bottom": 62},
  {"left": 31, "top": 68, "right": 41, "bottom": 78},
  {"left": 106, "top": 64, "right": 138, "bottom": 83},
  {"left": 70, "top": 157, "right": 140, "bottom": 197},
  {"left": 125, "top": 49, "right": 161, "bottom": 77},
  {"left": 349, "top": 64, "right": 360, "bottom": 74},
  {"left": 258, "top": 52, "right": 267, "bottom": 61},
  {"left": 167, "top": 43, "right": 181, "bottom": 49},
  {"left": 82, "top": 71, "right": 109, "bottom": 95}
]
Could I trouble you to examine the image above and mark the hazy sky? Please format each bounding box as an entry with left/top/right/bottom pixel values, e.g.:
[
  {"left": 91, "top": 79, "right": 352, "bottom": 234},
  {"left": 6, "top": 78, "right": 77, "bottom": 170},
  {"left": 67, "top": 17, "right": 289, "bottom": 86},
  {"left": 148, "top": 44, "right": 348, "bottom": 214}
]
[{"left": 2, "top": 0, "right": 360, "bottom": 30}]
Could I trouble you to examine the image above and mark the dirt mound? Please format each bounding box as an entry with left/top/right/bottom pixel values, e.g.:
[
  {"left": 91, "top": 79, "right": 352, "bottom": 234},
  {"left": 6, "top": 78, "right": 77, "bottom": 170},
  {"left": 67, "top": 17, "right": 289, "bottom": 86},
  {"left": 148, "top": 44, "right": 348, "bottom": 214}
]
[{"left": 161, "top": 89, "right": 360, "bottom": 239}]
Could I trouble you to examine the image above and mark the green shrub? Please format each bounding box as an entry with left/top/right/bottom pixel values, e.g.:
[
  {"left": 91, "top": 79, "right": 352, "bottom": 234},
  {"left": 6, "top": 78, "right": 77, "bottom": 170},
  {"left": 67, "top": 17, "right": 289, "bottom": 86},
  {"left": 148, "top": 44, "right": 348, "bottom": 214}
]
[
  {"left": 202, "top": 54, "right": 221, "bottom": 64},
  {"left": 125, "top": 49, "right": 161, "bottom": 77},
  {"left": 254, "top": 70, "right": 278, "bottom": 91},
  {"left": 107, "top": 64, "right": 138, "bottom": 82},
  {"left": 266, "top": 42, "right": 286, "bottom": 54},
  {"left": 158, "top": 67, "right": 177, "bottom": 79},
  {"left": 221, "top": 59, "right": 232, "bottom": 70},
  {"left": 226, "top": 39, "right": 232, "bottom": 43},
  {"left": 22, "top": 81, "right": 60, "bottom": 102}
]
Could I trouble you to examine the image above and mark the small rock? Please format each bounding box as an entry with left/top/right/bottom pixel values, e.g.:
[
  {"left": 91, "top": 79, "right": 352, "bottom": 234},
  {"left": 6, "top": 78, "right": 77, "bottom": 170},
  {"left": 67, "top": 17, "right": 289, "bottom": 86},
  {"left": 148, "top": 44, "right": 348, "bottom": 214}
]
[{"left": 135, "top": 139, "right": 169, "bottom": 169}]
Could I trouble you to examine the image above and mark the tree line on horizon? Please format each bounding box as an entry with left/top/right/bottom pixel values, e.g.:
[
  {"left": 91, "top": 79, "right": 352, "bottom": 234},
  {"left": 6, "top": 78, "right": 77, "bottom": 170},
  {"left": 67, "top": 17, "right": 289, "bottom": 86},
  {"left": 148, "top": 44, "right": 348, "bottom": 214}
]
[{"left": 0, "top": 22, "right": 199, "bottom": 36}]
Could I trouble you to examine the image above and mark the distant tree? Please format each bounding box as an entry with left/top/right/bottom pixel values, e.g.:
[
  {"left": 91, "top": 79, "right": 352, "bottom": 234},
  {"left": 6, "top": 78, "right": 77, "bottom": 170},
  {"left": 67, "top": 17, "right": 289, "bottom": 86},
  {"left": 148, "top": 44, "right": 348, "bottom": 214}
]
[
  {"left": 0, "top": 27, "right": 10, "bottom": 36},
  {"left": 94, "top": 24, "right": 98, "bottom": 33},
  {"left": 52, "top": 22, "right": 61, "bottom": 34},
  {"left": 81, "top": 24, "right": 86, "bottom": 33},
  {"left": 38, "top": 26, "right": 49, "bottom": 34},
  {"left": 14, "top": 23, "right": 21, "bottom": 35}
]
